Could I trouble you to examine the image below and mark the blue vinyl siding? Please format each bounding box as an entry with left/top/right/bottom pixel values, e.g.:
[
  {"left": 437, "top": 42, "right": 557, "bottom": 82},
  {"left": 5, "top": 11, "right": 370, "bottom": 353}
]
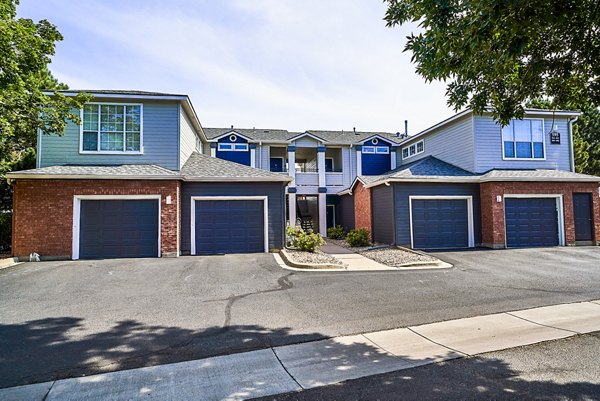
[
  {"left": 216, "top": 136, "right": 251, "bottom": 166},
  {"left": 39, "top": 101, "right": 180, "bottom": 170},
  {"left": 362, "top": 138, "right": 392, "bottom": 175},
  {"left": 400, "top": 115, "right": 475, "bottom": 172},
  {"left": 392, "top": 183, "right": 481, "bottom": 247},
  {"left": 180, "top": 182, "right": 285, "bottom": 253},
  {"left": 474, "top": 115, "right": 572, "bottom": 172},
  {"left": 371, "top": 185, "right": 394, "bottom": 243}
]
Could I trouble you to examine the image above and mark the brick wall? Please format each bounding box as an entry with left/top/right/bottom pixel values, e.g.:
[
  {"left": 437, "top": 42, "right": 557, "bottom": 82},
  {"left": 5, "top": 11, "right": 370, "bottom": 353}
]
[
  {"left": 480, "top": 182, "right": 600, "bottom": 248},
  {"left": 353, "top": 182, "right": 372, "bottom": 234},
  {"left": 12, "top": 180, "right": 180, "bottom": 258}
]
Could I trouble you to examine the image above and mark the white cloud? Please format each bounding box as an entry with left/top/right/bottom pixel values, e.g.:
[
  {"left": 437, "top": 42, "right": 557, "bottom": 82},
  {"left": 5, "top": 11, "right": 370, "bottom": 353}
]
[{"left": 17, "top": 0, "right": 455, "bottom": 134}]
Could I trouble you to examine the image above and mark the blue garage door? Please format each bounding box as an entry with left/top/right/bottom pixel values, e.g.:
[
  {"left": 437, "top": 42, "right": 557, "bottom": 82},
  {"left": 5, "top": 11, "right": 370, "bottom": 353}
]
[
  {"left": 411, "top": 199, "right": 469, "bottom": 249},
  {"left": 80, "top": 200, "right": 159, "bottom": 259},
  {"left": 195, "top": 200, "right": 264, "bottom": 254},
  {"left": 505, "top": 198, "right": 559, "bottom": 247}
]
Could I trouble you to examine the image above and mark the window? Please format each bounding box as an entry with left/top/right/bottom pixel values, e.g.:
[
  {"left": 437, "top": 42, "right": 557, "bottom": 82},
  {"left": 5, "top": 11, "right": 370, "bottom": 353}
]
[
  {"left": 218, "top": 143, "right": 248, "bottom": 152},
  {"left": 325, "top": 158, "right": 334, "bottom": 172},
  {"left": 81, "top": 104, "right": 142, "bottom": 153},
  {"left": 502, "top": 119, "right": 545, "bottom": 159},
  {"left": 402, "top": 140, "right": 424, "bottom": 160},
  {"left": 363, "top": 146, "right": 389, "bottom": 154}
]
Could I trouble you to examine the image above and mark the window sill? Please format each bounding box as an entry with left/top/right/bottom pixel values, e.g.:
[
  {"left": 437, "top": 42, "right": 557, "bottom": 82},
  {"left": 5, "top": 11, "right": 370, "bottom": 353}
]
[
  {"left": 79, "top": 151, "right": 144, "bottom": 155},
  {"left": 501, "top": 157, "right": 546, "bottom": 161}
]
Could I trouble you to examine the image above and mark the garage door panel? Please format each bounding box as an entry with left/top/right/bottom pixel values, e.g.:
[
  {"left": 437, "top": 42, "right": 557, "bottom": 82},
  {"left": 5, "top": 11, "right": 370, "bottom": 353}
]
[
  {"left": 505, "top": 198, "right": 559, "bottom": 248},
  {"left": 411, "top": 199, "right": 470, "bottom": 249},
  {"left": 79, "top": 199, "right": 159, "bottom": 259},
  {"left": 195, "top": 200, "right": 264, "bottom": 254}
]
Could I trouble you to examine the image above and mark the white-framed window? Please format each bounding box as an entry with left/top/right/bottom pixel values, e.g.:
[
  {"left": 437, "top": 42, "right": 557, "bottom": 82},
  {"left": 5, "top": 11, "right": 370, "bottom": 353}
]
[
  {"left": 502, "top": 119, "right": 545, "bottom": 159},
  {"left": 363, "top": 146, "right": 389, "bottom": 154},
  {"left": 401, "top": 140, "right": 424, "bottom": 160},
  {"left": 80, "top": 103, "right": 143, "bottom": 153},
  {"left": 218, "top": 142, "right": 248, "bottom": 152}
]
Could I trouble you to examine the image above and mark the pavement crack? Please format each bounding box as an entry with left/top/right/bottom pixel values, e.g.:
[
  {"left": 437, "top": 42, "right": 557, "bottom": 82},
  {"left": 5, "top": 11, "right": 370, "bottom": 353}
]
[
  {"left": 271, "top": 347, "right": 304, "bottom": 390},
  {"left": 406, "top": 327, "right": 470, "bottom": 357},
  {"left": 505, "top": 312, "right": 580, "bottom": 334}
]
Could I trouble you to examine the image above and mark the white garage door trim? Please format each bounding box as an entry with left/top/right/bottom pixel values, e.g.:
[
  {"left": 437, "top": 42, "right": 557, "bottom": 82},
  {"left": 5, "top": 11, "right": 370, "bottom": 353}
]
[
  {"left": 409, "top": 195, "right": 475, "bottom": 249},
  {"left": 72, "top": 195, "right": 162, "bottom": 260},
  {"left": 190, "top": 196, "right": 269, "bottom": 255},
  {"left": 502, "top": 194, "right": 565, "bottom": 247}
]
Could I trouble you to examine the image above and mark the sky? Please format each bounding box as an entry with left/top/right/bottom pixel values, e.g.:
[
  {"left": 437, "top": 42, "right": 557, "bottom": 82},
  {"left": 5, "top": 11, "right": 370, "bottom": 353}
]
[{"left": 17, "top": 0, "right": 454, "bottom": 134}]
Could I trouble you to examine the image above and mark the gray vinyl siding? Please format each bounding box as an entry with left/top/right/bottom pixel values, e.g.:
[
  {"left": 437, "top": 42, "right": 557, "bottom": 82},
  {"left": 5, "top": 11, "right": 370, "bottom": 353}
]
[
  {"left": 473, "top": 115, "right": 572, "bottom": 172},
  {"left": 400, "top": 115, "right": 475, "bottom": 172},
  {"left": 179, "top": 105, "right": 199, "bottom": 169},
  {"left": 392, "top": 183, "right": 481, "bottom": 247},
  {"left": 371, "top": 185, "right": 394, "bottom": 244},
  {"left": 180, "top": 182, "right": 286, "bottom": 253},
  {"left": 293, "top": 137, "right": 320, "bottom": 147},
  {"left": 39, "top": 101, "right": 180, "bottom": 170},
  {"left": 338, "top": 194, "right": 355, "bottom": 232}
]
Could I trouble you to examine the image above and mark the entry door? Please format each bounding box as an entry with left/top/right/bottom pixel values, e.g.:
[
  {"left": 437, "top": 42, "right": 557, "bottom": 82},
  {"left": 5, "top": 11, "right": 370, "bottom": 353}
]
[
  {"left": 326, "top": 205, "right": 335, "bottom": 228},
  {"left": 573, "top": 193, "right": 594, "bottom": 241}
]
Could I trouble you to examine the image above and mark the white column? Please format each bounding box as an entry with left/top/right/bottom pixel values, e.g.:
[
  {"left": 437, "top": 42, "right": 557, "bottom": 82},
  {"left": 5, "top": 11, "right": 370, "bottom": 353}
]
[
  {"left": 288, "top": 147, "right": 296, "bottom": 184},
  {"left": 210, "top": 145, "right": 216, "bottom": 158},
  {"left": 250, "top": 147, "right": 256, "bottom": 168},
  {"left": 317, "top": 147, "right": 326, "bottom": 187},
  {"left": 356, "top": 147, "right": 362, "bottom": 176},
  {"left": 318, "top": 193, "right": 327, "bottom": 237},
  {"left": 288, "top": 192, "right": 296, "bottom": 227},
  {"left": 390, "top": 147, "right": 397, "bottom": 170}
]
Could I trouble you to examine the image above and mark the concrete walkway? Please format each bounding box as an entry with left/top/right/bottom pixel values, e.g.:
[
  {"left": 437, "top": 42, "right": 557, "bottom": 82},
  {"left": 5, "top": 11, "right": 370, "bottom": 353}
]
[
  {"left": 319, "top": 242, "right": 395, "bottom": 271},
  {"left": 4, "top": 300, "right": 600, "bottom": 401}
]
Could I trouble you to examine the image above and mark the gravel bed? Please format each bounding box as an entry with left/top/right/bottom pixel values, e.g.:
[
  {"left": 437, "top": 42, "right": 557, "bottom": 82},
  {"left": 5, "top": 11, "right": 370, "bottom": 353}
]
[
  {"left": 326, "top": 238, "right": 437, "bottom": 267},
  {"left": 284, "top": 248, "right": 344, "bottom": 265},
  {"left": 360, "top": 247, "right": 437, "bottom": 267}
]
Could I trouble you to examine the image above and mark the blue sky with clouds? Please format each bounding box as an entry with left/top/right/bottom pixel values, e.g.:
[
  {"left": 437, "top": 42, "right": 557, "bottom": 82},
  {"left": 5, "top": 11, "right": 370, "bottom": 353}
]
[{"left": 17, "top": 0, "right": 453, "bottom": 133}]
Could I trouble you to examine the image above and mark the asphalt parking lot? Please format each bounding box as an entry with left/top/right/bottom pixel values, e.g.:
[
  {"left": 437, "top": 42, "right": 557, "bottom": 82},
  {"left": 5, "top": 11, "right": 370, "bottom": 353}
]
[{"left": 0, "top": 246, "right": 599, "bottom": 388}]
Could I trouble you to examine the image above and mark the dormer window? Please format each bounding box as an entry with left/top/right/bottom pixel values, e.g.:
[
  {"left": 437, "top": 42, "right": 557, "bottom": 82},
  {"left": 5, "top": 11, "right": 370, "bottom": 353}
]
[
  {"left": 362, "top": 146, "right": 388, "bottom": 154},
  {"left": 402, "top": 140, "right": 424, "bottom": 160},
  {"left": 81, "top": 104, "right": 142, "bottom": 153},
  {"left": 218, "top": 143, "right": 248, "bottom": 152},
  {"left": 502, "top": 119, "right": 545, "bottom": 160}
]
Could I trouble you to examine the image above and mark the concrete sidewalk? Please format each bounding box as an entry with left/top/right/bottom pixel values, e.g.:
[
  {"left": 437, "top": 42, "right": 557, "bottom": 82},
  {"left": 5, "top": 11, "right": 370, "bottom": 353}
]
[
  {"left": 320, "top": 242, "right": 395, "bottom": 271},
  {"left": 4, "top": 300, "right": 600, "bottom": 401}
]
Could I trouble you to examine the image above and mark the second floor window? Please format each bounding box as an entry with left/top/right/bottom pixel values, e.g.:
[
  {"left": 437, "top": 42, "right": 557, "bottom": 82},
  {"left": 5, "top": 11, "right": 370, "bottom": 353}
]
[
  {"left": 81, "top": 104, "right": 142, "bottom": 153},
  {"left": 502, "top": 119, "right": 545, "bottom": 159}
]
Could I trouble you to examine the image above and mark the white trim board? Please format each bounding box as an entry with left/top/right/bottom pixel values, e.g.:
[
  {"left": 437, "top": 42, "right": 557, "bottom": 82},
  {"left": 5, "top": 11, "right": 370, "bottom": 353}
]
[
  {"left": 502, "top": 194, "right": 565, "bottom": 247},
  {"left": 190, "top": 196, "right": 269, "bottom": 255},
  {"left": 408, "top": 195, "right": 475, "bottom": 249},
  {"left": 72, "top": 195, "right": 162, "bottom": 260}
]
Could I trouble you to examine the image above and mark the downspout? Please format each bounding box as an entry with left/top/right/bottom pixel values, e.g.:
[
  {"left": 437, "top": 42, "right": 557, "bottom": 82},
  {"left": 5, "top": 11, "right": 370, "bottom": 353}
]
[{"left": 568, "top": 116, "right": 578, "bottom": 172}]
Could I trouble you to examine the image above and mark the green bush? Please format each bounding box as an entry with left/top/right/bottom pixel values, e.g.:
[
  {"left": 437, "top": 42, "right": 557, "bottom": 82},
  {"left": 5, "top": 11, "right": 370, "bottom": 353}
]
[
  {"left": 0, "top": 212, "right": 11, "bottom": 254},
  {"left": 326, "top": 225, "right": 344, "bottom": 239},
  {"left": 286, "top": 225, "right": 325, "bottom": 252},
  {"left": 346, "top": 228, "right": 370, "bottom": 247}
]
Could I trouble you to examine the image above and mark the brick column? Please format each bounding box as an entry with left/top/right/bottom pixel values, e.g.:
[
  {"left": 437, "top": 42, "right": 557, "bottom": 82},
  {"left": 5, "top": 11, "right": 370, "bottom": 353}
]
[{"left": 353, "top": 182, "right": 372, "bottom": 233}]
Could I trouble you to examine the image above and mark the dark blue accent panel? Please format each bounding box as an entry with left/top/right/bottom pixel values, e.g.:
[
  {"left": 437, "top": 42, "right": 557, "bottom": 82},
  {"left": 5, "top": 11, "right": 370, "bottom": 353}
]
[
  {"left": 505, "top": 198, "right": 559, "bottom": 247},
  {"left": 181, "top": 182, "right": 285, "bottom": 253},
  {"left": 338, "top": 194, "right": 355, "bottom": 232},
  {"left": 365, "top": 137, "right": 392, "bottom": 146},
  {"left": 393, "top": 183, "right": 481, "bottom": 247},
  {"left": 318, "top": 187, "right": 328, "bottom": 193},
  {"left": 79, "top": 200, "right": 158, "bottom": 259},
  {"left": 573, "top": 193, "right": 593, "bottom": 241},
  {"left": 287, "top": 146, "right": 296, "bottom": 151},
  {"left": 219, "top": 135, "right": 248, "bottom": 144},
  {"left": 372, "top": 185, "right": 394, "bottom": 244},
  {"left": 195, "top": 200, "right": 264, "bottom": 254},
  {"left": 411, "top": 199, "right": 469, "bottom": 249},
  {"left": 362, "top": 152, "right": 391, "bottom": 175},
  {"left": 355, "top": 145, "right": 362, "bottom": 151},
  {"left": 270, "top": 157, "right": 284, "bottom": 172},
  {"left": 317, "top": 146, "right": 326, "bottom": 152},
  {"left": 287, "top": 187, "right": 297, "bottom": 193},
  {"left": 250, "top": 143, "right": 257, "bottom": 149},
  {"left": 216, "top": 134, "right": 250, "bottom": 165}
]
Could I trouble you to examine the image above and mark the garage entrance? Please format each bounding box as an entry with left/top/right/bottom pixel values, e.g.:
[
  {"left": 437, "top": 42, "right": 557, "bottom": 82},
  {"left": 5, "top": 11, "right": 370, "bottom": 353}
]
[
  {"left": 192, "top": 197, "right": 267, "bottom": 255},
  {"left": 410, "top": 197, "right": 474, "bottom": 249},
  {"left": 504, "top": 197, "right": 561, "bottom": 248},
  {"left": 78, "top": 198, "right": 159, "bottom": 259}
]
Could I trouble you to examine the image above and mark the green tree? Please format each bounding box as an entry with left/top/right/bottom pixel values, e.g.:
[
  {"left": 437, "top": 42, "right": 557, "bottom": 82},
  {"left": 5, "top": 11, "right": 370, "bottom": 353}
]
[{"left": 384, "top": 0, "right": 600, "bottom": 125}]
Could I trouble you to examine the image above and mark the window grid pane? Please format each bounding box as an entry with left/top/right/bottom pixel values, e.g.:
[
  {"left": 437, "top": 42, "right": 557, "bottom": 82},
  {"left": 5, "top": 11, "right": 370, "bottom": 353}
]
[
  {"left": 82, "top": 131, "right": 98, "bottom": 151},
  {"left": 83, "top": 104, "right": 141, "bottom": 152}
]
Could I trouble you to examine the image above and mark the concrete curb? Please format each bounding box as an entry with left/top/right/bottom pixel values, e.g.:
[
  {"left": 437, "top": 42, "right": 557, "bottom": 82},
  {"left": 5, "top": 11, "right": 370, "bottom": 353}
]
[
  {"left": 0, "top": 257, "right": 21, "bottom": 270},
  {"left": 279, "top": 249, "right": 345, "bottom": 270}
]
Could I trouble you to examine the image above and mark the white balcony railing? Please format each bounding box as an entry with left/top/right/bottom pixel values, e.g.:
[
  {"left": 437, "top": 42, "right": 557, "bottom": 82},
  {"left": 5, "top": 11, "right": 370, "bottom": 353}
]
[
  {"left": 295, "top": 172, "right": 319, "bottom": 186},
  {"left": 325, "top": 172, "right": 344, "bottom": 186}
]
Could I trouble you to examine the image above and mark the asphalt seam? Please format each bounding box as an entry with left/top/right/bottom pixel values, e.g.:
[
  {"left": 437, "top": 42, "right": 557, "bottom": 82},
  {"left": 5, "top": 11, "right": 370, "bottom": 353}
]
[
  {"left": 270, "top": 347, "right": 304, "bottom": 391},
  {"left": 504, "top": 312, "right": 581, "bottom": 335},
  {"left": 406, "top": 327, "right": 471, "bottom": 357}
]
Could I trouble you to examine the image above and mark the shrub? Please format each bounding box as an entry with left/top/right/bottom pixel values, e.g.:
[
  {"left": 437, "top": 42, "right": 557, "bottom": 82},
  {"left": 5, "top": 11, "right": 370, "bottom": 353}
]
[
  {"left": 327, "top": 225, "right": 344, "bottom": 239},
  {"left": 286, "top": 225, "right": 325, "bottom": 252},
  {"left": 346, "top": 228, "right": 370, "bottom": 247}
]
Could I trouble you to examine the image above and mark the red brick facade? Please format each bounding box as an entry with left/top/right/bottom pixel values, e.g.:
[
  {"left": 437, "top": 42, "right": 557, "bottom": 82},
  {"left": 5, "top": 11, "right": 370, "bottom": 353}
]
[
  {"left": 353, "top": 182, "right": 372, "bottom": 233},
  {"left": 12, "top": 180, "right": 180, "bottom": 258},
  {"left": 480, "top": 182, "right": 600, "bottom": 248}
]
